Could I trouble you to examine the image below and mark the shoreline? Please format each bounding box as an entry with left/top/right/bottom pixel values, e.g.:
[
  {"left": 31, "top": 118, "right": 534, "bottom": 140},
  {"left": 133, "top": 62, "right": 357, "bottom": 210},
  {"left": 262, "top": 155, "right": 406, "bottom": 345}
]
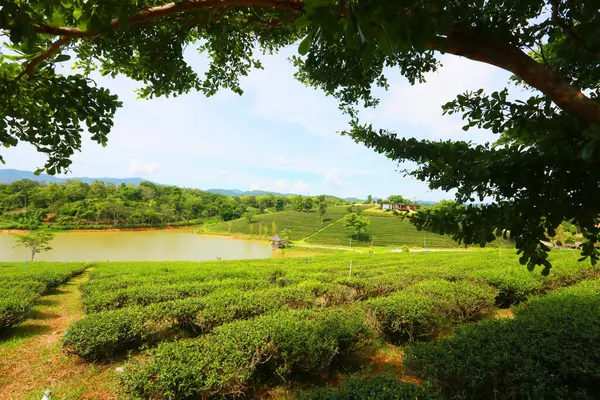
[{"left": 0, "top": 225, "right": 200, "bottom": 234}]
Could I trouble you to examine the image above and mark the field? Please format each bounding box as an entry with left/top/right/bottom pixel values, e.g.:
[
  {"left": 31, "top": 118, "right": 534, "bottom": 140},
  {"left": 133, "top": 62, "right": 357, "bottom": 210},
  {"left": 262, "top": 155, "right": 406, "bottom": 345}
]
[
  {"left": 1, "top": 251, "right": 593, "bottom": 398},
  {"left": 203, "top": 206, "right": 513, "bottom": 248},
  {"left": 1, "top": 251, "right": 599, "bottom": 398},
  {"left": 202, "top": 207, "right": 350, "bottom": 241}
]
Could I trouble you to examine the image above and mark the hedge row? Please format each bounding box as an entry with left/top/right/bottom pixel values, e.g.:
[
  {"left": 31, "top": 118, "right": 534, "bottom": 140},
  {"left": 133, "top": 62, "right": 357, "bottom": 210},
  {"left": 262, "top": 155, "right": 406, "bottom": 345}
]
[
  {"left": 120, "top": 308, "right": 372, "bottom": 399},
  {"left": 80, "top": 251, "right": 594, "bottom": 317},
  {"left": 406, "top": 278, "right": 600, "bottom": 399},
  {"left": 82, "top": 278, "right": 275, "bottom": 313},
  {"left": 296, "top": 375, "right": 435, "bottom": 400},
  {"left": 0, "top": 263, "right": 87, "bottom": 329},
  {"left": 64, "top": 282, "right": 358, "bottom": 360},
  {"left": 364, "top": 280, "right": 497, "bottom": 342}
]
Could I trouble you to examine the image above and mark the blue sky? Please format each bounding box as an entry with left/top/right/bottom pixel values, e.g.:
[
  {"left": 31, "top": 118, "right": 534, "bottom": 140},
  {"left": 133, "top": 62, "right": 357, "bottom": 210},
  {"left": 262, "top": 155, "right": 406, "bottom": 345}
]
[{"left": 2, "top": 46, "right": 515, "bottom": 201}]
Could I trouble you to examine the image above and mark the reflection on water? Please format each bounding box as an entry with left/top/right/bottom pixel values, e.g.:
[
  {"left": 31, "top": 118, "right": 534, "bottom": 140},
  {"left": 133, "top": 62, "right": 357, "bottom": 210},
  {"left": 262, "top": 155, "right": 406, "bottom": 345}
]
[{"left": 0, "top": 229, "right": 272, "bottom": 262}]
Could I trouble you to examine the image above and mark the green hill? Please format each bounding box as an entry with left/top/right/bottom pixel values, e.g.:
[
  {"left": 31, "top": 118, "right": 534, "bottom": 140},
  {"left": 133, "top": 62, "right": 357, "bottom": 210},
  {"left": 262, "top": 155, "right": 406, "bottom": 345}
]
[
  {"left": 203, "top": 207, "right": 349, "bottom": 241},
  {"left": 203, "top": 206, "right": 513, "bottom": 248}
]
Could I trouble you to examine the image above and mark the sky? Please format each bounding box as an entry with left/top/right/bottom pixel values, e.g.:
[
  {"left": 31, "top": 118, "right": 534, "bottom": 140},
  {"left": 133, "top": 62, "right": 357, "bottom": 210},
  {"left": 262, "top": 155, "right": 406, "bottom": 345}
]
[{"left": 1, "top": 45, "right": 517, "bottom": 201}]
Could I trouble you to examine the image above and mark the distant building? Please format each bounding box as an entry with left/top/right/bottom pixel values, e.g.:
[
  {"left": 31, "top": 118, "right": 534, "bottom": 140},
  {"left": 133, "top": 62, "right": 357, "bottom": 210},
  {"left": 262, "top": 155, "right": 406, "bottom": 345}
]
[
  {"left": 381, "top": 203, "right": 417, "bottom": 212},
  {"left": 269, "top": 234, "right": 288, "bottom": 249}
]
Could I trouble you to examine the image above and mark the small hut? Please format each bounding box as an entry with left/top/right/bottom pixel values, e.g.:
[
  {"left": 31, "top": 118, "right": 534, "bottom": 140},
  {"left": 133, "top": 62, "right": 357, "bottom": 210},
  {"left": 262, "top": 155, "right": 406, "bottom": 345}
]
[{"left": 269, "top": 234, "right": 287, "bottom": 249}]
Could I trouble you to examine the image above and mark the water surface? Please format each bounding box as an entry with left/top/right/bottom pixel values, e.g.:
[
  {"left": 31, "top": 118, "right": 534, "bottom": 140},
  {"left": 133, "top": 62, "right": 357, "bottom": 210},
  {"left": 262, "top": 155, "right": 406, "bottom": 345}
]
[{"left": 0, "top": 229, "right": 272, "bottom": 262}]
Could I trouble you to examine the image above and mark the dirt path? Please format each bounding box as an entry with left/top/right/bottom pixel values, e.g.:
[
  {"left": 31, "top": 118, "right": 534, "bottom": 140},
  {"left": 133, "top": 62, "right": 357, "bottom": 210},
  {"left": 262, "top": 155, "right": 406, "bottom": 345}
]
[{"left": 0, "top": 272, "right": 120, "bottom": 400}]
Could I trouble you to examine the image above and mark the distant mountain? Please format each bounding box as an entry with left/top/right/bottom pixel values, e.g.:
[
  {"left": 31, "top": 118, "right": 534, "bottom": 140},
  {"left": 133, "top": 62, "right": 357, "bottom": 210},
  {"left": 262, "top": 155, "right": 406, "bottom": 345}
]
[
  {"left": 0, "top": 169, "right": 147, "bottom": 185},
  {"left": 207, "top": 189, "right": 363, "bottom": 200},
  {"left": 206, "top": 188, "right": 297, "bottom": 197},
  {"left": 416, "top": 200, "right": 437, "bottom": 206}
]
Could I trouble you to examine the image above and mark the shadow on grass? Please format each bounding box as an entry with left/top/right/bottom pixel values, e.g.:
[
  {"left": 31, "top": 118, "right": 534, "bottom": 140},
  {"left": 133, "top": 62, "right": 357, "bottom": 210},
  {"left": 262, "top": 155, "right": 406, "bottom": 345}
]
[
  {"left": 45, "top": 288, "right": 68, "bottom": 296},
  {"left": 28, "top": 308, "right": 59, "bottom": 320},
  {"left": 36, "top": 298, "right": 59, "bottom": 307},
  {"left": 0, "top": 323, "right": 52, "bottom": 343}
]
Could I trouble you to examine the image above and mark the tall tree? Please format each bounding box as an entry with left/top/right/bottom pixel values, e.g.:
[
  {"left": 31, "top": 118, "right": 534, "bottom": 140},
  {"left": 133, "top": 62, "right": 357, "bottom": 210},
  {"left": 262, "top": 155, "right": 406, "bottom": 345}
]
[
  {"left": 2, "top": 1, "right": 600, "bottom": 270},
  {"left": 345, "top": 213, "right": 370, "bottom": 239},
  {"left": 11, "top": 230, "right": 55, "bottom": 262},
  {"left": 317, "top": 195, "right": 327, "bottom": 223},
  {"left": 367, "top": 194, "right": 372, "bottom": 204},
  {"left": 275, "top": 198, "right": 285, "bottom": 212},
  {"left": 303, "top": 196, "right": 314, "bottom": 212}
]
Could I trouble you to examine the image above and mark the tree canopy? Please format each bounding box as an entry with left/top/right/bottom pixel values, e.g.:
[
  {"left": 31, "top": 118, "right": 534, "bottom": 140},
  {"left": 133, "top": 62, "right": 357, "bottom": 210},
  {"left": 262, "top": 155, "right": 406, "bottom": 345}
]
[
  {"left": 2, "top": 0, "right": 600, "bottom": 271},
  {"left": 12, "top": 229, "right": 55, "bottom": 262}
]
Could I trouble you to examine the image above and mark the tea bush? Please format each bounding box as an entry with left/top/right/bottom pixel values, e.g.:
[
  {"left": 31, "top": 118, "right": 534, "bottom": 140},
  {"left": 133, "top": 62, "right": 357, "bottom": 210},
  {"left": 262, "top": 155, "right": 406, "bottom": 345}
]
[
  {"left": 67, "top": 252, "right": 598, "bottom": 361},
  {"left": 296, "top": 375, "right": 436, "bottom": 400},
  {"left": 121, "top": 307, "right": 372, "bottom": 398},
  {"left": 364, "top": 280, "right": 497, "bottom": 342},
  {"left": 0, "top": 262, "right": 87, "bottom": 329},
  {"left": 405, "top": 279, "right": 600, "bottom": 399},
  {"left": 65, "top": 283, "right": 357, "bottom": 359}
]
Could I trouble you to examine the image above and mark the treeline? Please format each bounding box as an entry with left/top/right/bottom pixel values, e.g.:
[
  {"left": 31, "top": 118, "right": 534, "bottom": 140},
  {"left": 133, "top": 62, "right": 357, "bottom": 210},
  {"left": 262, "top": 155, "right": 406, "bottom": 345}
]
[{"left": 0, "top": 180, "right": 348, "bottom": 230}]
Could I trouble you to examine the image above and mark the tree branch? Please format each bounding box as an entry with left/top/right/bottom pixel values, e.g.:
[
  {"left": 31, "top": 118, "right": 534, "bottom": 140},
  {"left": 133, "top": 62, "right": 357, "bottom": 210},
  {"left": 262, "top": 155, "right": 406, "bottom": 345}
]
[
  {"left": 20, "top": 0, "right": 301, "bottom": 80},
  {"left": 16, "top": 37, "right": 72, "bottom": 79},
  {"left": 428, "top": 31, "right": 600, "bottom": 126},
  {"left": 35, "top": 0, "right": 303, "bottom": 38}
]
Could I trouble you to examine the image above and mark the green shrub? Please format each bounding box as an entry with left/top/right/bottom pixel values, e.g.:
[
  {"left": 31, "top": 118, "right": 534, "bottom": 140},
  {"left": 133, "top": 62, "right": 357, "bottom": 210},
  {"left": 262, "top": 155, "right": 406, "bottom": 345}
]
[
  {"left": 364, "top": 280, "right": 496, "bottom": 342},
  {"left": 65, "top": 283, "right": 356, "bottom": 359},
  {"left": 296, "top": 375, "right": 436, "bottom": 400},
  {"left": 471, "top": 267, "right": 543, "bottom": 305},
  {"left": 0, "top": 289, "right": 38, "bottom": 328},
  {"left": 406, "top": 279, "right": 497, "bottom": 322},
  {"left": 63, "top": 307, "right": 153, "bottom": 360},
  {"left": 121, "top": 308, "right": 372, "bottom": 398},
  {"left": 365, "top": 291, "right": 439, "bottom": 342},
  {"left": 405, "top": 279, "right": 600, "bottom": 399},
  {"left": 0, "top": 263, "right": 87, "bottom": 330}
]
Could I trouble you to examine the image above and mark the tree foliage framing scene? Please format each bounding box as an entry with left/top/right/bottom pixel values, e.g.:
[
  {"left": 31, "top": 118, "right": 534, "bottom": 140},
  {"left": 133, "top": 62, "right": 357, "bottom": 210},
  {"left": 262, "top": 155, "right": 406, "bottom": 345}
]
[
  {"left": 2, "top": 2, "right": 600, "bottom": 398},
  {"left": 2, "top": 0, "right": 599, "bottom": 272}
]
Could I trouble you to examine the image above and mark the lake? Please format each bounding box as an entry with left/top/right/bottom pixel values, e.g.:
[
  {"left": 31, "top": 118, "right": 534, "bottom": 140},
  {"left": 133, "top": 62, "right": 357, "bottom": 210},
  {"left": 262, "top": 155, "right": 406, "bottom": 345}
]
[{"left": 0, "top": 229, "right": 273, "bottom": 262}]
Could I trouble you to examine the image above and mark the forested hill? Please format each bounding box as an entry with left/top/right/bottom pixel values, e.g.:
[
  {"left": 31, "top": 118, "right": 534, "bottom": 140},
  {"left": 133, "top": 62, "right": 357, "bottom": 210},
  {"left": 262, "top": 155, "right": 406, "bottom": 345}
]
[{"left": 0, "top": 179, "right": 349, "bottom": 230}]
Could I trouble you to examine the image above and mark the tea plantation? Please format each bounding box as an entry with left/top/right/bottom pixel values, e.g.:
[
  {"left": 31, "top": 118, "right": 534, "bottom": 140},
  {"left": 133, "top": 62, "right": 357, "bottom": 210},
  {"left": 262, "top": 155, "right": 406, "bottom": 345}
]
[
  {"left": 202, "top": 206, "right": 514, "bottom": 248},
  {"left": 0, "top": 262, "right": 87, "bottom": 329},
  {"left": 51, "top": 251, "right": 600, "bottom": 398}
]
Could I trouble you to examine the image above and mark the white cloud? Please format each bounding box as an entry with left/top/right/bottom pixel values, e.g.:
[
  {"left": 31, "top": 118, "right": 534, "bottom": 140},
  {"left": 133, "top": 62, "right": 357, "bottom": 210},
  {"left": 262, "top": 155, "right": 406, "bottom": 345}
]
[
  {"left": 275, "top": 179, "right": 289, "bottom": 192},
  {"left": 374, "top": 54, "right": 512, "bottom": 142},
  {"left": 129, "top": 159, "right": 159, "bottom": 175},
  {"left": 292, "top": 180, "right": 310, "bottom": 194},
  {"left": 243, "top": 49, "right": 347, "bottom": 138},
  {"left": 323, "top": 169, "right": 344, "bottom": 188}
]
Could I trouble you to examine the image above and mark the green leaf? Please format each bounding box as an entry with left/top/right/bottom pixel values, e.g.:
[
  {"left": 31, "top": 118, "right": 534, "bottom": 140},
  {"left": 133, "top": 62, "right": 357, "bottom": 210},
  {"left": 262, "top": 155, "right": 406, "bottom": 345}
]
[
  {"left": 298, "top": 32, "right": 314, "bottom": 56},
  {"left": 73, "top": 8, "right": 83, "bottom": 21},
  {"left": 377, "top": 31, "right": 394, "bottom": 57},
  {"left": 581, "top": 141, "right": 596, "bottom": 162},
  {"left": 55, "top": 54, "right": 71, "bottom": 63},
  {"left": 295, "top": 14, "right": 311, "bottom": 29}
]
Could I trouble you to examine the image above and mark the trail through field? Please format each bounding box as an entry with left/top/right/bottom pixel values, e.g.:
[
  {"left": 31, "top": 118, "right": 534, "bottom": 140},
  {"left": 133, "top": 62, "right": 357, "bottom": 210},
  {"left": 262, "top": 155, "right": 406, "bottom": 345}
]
[
  {"left": 301, "top": 214, "right": 348, "bottom": 242},
  {"left": 0, "top": 271, "right": 119, "bottom": 399}
]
